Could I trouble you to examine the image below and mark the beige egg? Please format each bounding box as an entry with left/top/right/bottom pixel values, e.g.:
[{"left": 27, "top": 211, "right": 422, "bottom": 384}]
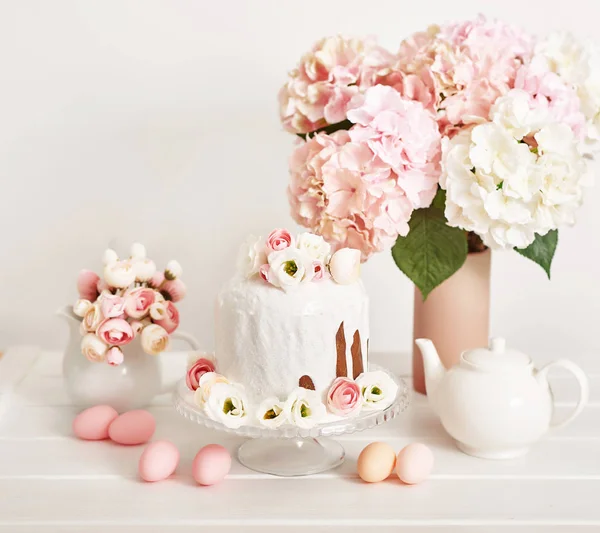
[
  {"left": 396, "top": 443, "right": 434, "bottom": 485},
  {"left": 357, "top": 442, "right": 396, "bottom": 483}
]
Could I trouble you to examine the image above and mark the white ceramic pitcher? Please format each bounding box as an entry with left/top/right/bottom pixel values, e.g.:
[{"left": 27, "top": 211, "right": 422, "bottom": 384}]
[{"left": 57, "top": 306, "right": 199, "bottom": 412}]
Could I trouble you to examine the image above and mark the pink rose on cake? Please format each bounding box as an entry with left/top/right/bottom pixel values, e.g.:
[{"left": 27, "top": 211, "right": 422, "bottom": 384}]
[
  {"left": 326, "top": 377, "right": 362, "bottom": 416},
  {"left": 186, "top": 353, "right": 217, "bottom": 391},
  {"left": 265, "top": 228, "right": 294, "bottom": 253}
]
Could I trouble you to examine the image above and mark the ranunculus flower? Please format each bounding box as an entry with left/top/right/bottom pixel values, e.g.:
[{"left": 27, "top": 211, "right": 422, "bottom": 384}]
[
  {"left": 267, "top": 248, "right": 309, "bottom": 291},
  {"left": 130, "top": 242, "right": 146, "bottom": 259},
  {"left": 124, "top": 288, "right": 156, "bottom": 319},
  {"left": 77, "top": 270, "right": 100, "bottom": 302},
  {"left": 265, "top": 229, "right": 294, "bottom": 254},
  {"left": 106, "top": 346, "right": 124, "bottom": 366},
  {"left": 149, "top": 302, "right": 167, "bottom": 321},
  {"left": 134, "top": 259, "right": 157, "bottom": 283},
  {"left": 148, "top": 271, "right": 165, "bottom": 289},
  {"left": 311, "top": 261, "right": 326, "bottom": 281},
  {"left": 103, "top": 260, "right": 136, "bottom": 289},
  {"left": 80, "top": 303, "right": 104, "bottom": 333},
  {"left": 155, "top": 301, "right": 180, "bottom": 334},
  {"left": 204, "top": 382, "right": 249, "bottom": 429},
  {"left": 284, "top": 387, "right": 326, "bottom": 429},
  {"left": 165, "top": 260, "right": 182, "bottom": 280},
  {"left": 194, "top": 372, "right": 230, "bottom": 405},
  {"left": 326, "top": 377, "right": 362, "bottom": 416},
  {"left": 296, "top": 232, "right": 331, "bottom": 262},
  {"left": 80, "top": 333, "right": 107, "bottom": 363},
  {"left": 73, "top": 299, "right": 92, "bottom": 318},
  {"left": 102, "top": 248, "right": 119, "bottom": 266},
  {"left": 96, "top": 318, "right": 134, "bottom": 347},
  {"left": 186, "top": 354, "right": 217, "bottom": 391},
  {"left": 257, "top": 396, "right": 288, "bottom": 428},
  {"left": 237, "top": 235, "right": 268, "bottom": 279},
  {"left": 140, "top": 324, "right": 169, "bottom": 355},
  {"left": 99, "top": 294, "right": 126, "bottom": 319},
  {"left": 356, "top": 370, "right": 399, "bottom": 411},
  {"left": 160, "top": 279, "right": 186, "bottom": 302},
  {"left": 329, "top": 248, "right": 361, "bottom": 285},
  {"left": 130, "top": 320, "right": 145, "bottom": 336}
]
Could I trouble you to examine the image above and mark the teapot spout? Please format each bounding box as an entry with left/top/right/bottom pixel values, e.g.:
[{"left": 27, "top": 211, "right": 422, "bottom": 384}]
[{"left": 415, "top": 338, "right": 446, "bottom": 399}]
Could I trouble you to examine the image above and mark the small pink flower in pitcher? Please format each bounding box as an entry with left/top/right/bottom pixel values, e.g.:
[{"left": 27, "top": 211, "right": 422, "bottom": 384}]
[
  {"left": 265, "top": 229, "right": 294, "bottom": 254},
  {"left": 155, "top": 301, "right": 180, "bottom": 334},
  {"left": 148, "top": 271, "right": 165, "bottom": 289},
  {"left": 326, "top": 377, "right": 362, "bottom": 416},
  {"left": 80, "top": 333, "right": 108, "bottom": 363},
  {"left": 97, "top": 318, "right": 134, "bottom": 347},
  {"left": 140, "top": 324, "right": 170, "bottom": 355},
  {"left": 77, "top": 270, "right": 100, "bottom": 302},
  {"left": 81, "top": 303, "right": 104, "bottom": 333},
  {"left": 124, "top": 288, "right": 156, "bottom": 319},
  {"left": 149, "top": 302, "right": 167, "bottom": 321},
  {"left": 100, "top": 294, "right": 126, "bottom": 319},
  {"left": 130, "top": 320, "right": 146, "bottom": 336},
  {"left": 160, "top": 279, "right": 186, "bottom": 303},
  {"left": 186, "top": 356, "right": 217, "bottom": 391},
  {"left": 106, "top": 346, "right": 124, "bottom": 366}
]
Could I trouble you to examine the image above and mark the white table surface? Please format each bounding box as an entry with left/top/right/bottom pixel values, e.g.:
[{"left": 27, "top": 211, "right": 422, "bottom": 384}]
[{"left": 0, "top": 346, "right": 599, "bottom": 532}]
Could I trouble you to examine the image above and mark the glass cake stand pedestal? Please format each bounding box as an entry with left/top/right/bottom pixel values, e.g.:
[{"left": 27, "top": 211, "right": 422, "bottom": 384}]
[{"left": 173, "top": 366, "right": 410, "bottom": 477}]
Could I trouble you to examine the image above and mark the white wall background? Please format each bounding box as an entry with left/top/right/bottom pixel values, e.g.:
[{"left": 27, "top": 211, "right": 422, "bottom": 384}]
[{"left": 1, "top": 0, "right": 599, "bottom": 362}]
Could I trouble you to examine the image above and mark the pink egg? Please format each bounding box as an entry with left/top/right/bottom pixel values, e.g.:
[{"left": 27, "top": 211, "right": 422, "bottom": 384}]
[
  {"left": 395, "top": 443, "right": 434, "bottom": 485},
  {"left": 108, "top": 410, "right": 156, "bottom": 445},
  {"left": 138, "top": 440, "right": 180, "bottom": 482},
  {"left": 72, "top": 405, "right": 119, "bottom": 441},
  {"left": 192, "top": 444, "right": 232, "bottom": 486}
]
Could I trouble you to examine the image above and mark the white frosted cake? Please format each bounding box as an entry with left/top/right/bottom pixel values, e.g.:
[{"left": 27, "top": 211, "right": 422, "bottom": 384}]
[{"left": 186, "top": 229, "right": 398, "bottom": 429}]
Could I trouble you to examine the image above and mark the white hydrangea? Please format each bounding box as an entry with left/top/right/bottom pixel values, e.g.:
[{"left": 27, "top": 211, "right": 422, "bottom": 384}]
[
  {"left": 536, "top": 31, "right": 600, "bottom": 151},
  {"left": 441, "top": 94, "right": 590, "bottom": 250}
]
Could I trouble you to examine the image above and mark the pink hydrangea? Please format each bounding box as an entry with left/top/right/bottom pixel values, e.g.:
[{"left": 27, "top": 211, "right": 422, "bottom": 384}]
[
  {"left": 288, "top": 85, "right": 442, "bottom": 260},
  {"left": 515, "top": 56, "right": 586, "bottom": 138},
  {"left": 279, "top": 35, "right": 392, "bottom": 134},
  {"left": 396, "top": 15, "right": 534, "bottom": 135}
]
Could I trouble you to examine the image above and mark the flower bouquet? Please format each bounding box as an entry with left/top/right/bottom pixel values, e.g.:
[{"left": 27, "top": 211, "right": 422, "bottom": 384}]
[
  {"left": 73, "top": 243, "right": 186, "bottom": 365},
  {"left": 280, "top": 16, "right": 596, "bottom": 297}
]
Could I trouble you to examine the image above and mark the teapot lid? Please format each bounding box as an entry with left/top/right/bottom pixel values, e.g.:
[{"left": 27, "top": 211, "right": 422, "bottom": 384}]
[{"left": 462, "top": 338, "right": 532, "bottom": 371}]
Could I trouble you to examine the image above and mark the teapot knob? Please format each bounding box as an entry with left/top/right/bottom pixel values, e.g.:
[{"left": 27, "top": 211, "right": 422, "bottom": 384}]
[{"left": 490, "top": 337, "right": 506, "bottom": 354}]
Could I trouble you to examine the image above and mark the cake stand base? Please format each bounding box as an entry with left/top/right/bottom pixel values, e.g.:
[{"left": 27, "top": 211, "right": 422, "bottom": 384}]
[{"left": 237, "top": 437, "right": 345, "bottom": 477}]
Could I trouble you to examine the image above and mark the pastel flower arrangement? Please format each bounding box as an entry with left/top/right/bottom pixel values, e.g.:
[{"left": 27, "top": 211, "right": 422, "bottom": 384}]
[
  {"left": 281, "top": 16, "right": 597, "bottom": 297},
  {"left": 73, "top": 243, "right": 186, "bottom": 365},
  {"left": 238, "top": 228, "right": 362, "bottom": 291},
  {"left": 186, "top": 352, "right": 398, "bottom": 430}
]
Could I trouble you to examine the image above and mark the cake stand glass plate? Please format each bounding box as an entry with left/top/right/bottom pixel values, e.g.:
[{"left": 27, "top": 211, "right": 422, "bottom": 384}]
[{"left": 173, "top": 365, "right": 410, "bottom": 477}]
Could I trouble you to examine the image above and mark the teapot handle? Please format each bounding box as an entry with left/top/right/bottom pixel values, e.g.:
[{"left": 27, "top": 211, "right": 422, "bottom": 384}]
[
  {"left": 537, "top": 359, "right": 589, "bottom": 430},
  {"left": 159, "top": 330, "right": 203, "bottom": 395}
]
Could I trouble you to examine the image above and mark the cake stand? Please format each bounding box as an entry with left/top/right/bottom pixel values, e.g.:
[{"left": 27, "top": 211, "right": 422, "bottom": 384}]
[{"left": 173, "top": 365, "right": 410, "bottom": 477}]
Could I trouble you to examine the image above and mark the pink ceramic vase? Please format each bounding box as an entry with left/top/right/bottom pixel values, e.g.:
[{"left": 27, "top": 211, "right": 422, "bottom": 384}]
[{"left": 412, "top": 249, "right": 491, "bottom": 394}]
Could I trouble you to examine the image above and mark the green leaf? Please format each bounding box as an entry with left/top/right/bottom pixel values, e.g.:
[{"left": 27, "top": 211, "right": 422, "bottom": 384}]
[
  {"left": 515, "top": 230, "right": 558, "bottom": 279},
  {"left": 391, "top": 207, "right": 468, "bottom": 300},
  {"left": 296, "top": 119, "right": 353, "bottom": 140},
  {"left": 431, "top": 188, "right": 446, "bottom": 210}
]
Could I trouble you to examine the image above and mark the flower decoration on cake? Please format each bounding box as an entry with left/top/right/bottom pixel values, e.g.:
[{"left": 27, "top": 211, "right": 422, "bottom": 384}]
[
  {"left": 280, "top": 16, "right": 597, "bottom": 299},
  {"left": 204, "top": 382, "right": 249, "bottom": 429},
  {"left": 186, "top": 353, "right": 217, "bottom": 391},
  {"left": 238, "top": 229, "right": 361, "bottom": 291},
  {"left": 284, "top": 388, "right": 327, "bottom": 429},
  {"left": 257, "top": 397, "right": 288, "bottom": 429},
  {"left": 72, "top": 243, "right": 186, "bottom": 365},
  {"left": 356, "top": 371, "right": 399, "bottom": 411},
  {"left": 326, "top": 377, "right": 362, "bottom": 417}
]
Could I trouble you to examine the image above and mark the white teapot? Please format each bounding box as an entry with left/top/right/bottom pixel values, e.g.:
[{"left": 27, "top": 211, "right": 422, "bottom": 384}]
[{"left": 415, "top": 337, "right": 589, "bottom": 459}]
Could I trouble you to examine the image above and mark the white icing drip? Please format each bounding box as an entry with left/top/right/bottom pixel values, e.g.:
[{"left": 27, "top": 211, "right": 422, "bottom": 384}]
[{"left": 215, "top": 276, "right": 369, "bottom": 405}]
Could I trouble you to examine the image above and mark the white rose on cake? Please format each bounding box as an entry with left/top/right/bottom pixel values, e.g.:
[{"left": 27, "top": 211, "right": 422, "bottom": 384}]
[
  {"left": 237, "top": 235, "right": 267, "bottom": 278},
  {"left": 257, "top": 397, "right": 288, "bottom": 428},
  {"left": 267, "top": 248, "right": 310, "bottom": 290},
  {"left": 356, "top": 371, "right": 399, "bottom": 411},
  {"left": 285, "top": 388, "right": 326, "bottom": 429},
  {"left": 296, "top": 232, "right": 332, "bottom": 262},
  {"left": 204, "top": 382, "right": 249, "bottom": 429}
]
